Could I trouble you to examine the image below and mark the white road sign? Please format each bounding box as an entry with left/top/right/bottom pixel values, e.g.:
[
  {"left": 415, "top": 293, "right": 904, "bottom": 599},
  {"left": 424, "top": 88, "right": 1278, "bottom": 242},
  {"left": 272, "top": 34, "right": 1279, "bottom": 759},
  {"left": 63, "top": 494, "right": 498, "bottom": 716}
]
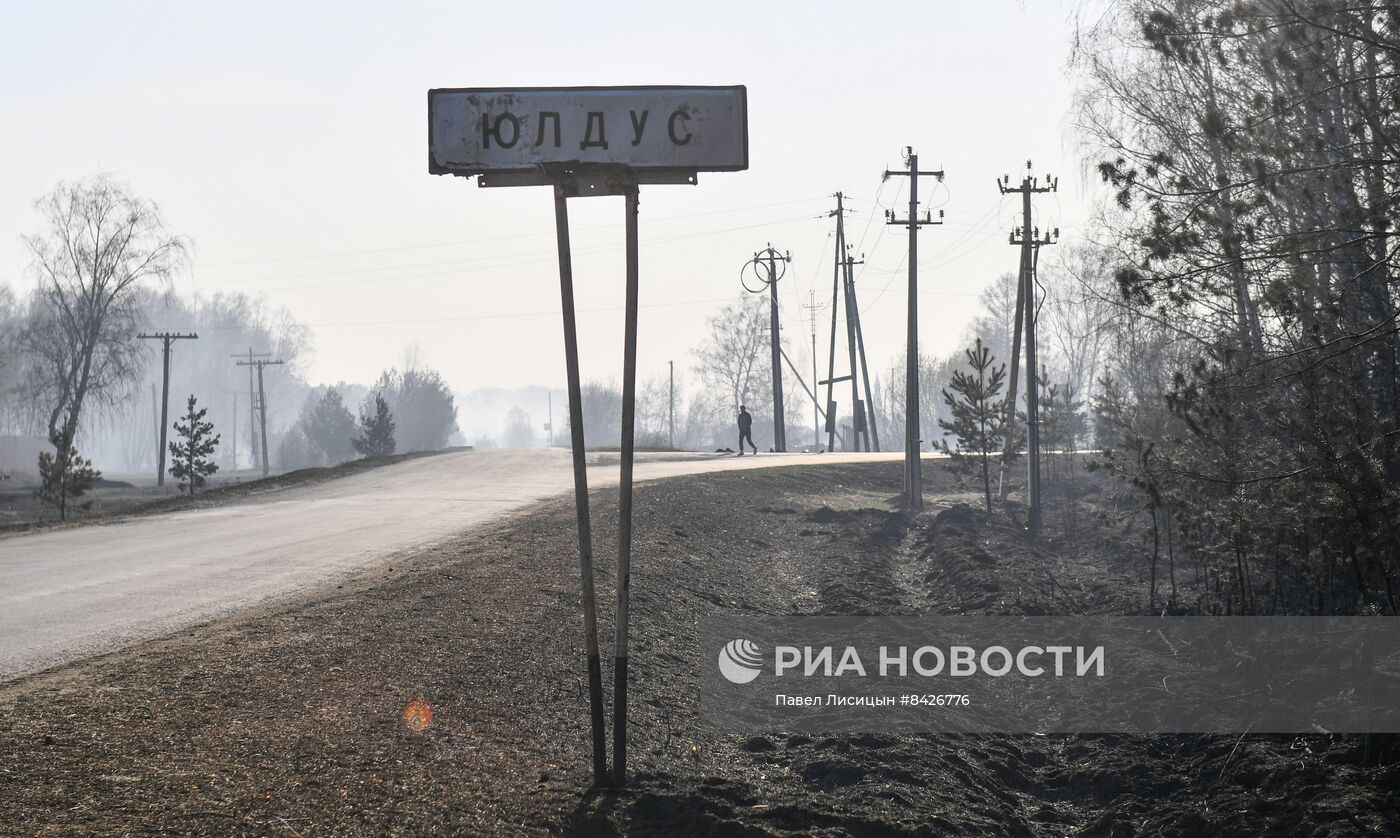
[{"left": 428, "top": 86, "right": 748, "bottom": 177}]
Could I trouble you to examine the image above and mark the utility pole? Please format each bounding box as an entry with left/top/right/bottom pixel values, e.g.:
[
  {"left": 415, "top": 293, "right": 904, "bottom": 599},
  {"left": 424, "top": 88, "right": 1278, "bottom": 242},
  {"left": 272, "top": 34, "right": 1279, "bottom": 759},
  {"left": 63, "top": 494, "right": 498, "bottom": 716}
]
[
  {"left": 232, "top": 348, "right": 271, "bottom": 472},
  {"left": 884, "top": 148, "right": 944, "bottom": 511},
  {"left": 840, "top": 246, "right": 864, "bottom": 450},
  {"left": 741, "top": 244, "right": 791, "bottom": 452},
  {"left": 802, "top": 292, "right": 822, "bottom": 449},
  {"left": 222, "top": 389, "right": 240, "bottom": 471},
  {"left": 820, "top": 193, "right": 867, "bottom": 452},
  {"left": 668, "top": 360, "right": 675, "bottom": 449},
  {"left": 823, "top": 195, "right": 846, "bottom": 453},
  {"left": 840, "top": 246, "right": 881, "bottom": 452},
  {"left": 998, "top": 161, "right": 1058, "bottom": 540},
  {"left": 137, "top": 331, "right": 198, "bottom": 487},
  {"left": 845, "top": 249, "right": 881, "bottom": 452},
  {"left": 150, "top": 384, "right": 159, "bottom": 469},
  {"left": 235, "top": 357, "right": 284, "bottom": 478}
]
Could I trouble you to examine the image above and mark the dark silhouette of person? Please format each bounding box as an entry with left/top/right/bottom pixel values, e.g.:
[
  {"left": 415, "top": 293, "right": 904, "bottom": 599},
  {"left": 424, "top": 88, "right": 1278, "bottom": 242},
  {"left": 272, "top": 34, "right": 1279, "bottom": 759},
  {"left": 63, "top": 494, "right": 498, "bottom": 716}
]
[{"left": 737, "top": 405, "right": 757, "bottom": 455}]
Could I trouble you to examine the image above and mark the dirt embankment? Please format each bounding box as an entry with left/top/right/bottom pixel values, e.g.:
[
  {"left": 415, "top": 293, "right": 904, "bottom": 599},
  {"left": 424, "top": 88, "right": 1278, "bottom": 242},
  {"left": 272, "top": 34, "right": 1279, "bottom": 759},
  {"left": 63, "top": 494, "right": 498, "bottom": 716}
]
[
  {"left": 0, "top": 448, "right": 462, "bottom": 536},
  {"left": 1, "top": 462, "right": 1395, "bottom": 835}
]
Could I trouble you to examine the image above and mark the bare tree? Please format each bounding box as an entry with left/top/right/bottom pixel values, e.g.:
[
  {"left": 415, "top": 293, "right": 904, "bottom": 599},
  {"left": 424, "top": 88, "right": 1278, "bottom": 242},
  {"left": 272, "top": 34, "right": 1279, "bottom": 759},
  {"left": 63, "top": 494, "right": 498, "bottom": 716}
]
[
  {"left": 575, "top": 379, "right": 622, "bottom": 448},
  {"left": 22, "top": 175, "right": 186, "bottom": 471},
  {"left": 972, "top": 272, "right": 1019, "bottom": 365},
  {"left": 1043, "top": 244, "right": 1119, "bottom": 409},
  {"left": 0, "top": 285, "right": 27, "bottom": 433},
  {"left": 636, "top": 372, "right": 672, "bottom": 447},
  {"left": 693, "top": 295, "right": 772, "bottom": 418}
]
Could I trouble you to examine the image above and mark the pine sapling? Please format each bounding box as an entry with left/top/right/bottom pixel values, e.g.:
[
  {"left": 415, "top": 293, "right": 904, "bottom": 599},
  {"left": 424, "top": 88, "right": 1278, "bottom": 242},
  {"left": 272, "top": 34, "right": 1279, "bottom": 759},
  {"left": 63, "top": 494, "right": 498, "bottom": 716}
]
[
  {"left": 36, "top": 422, "right": 101, "bottom": 521},
  {"left": 938, "top": 338, "right": 1008, "bottom": 513},
  {"left": 353, "top": 392, "right": 396, "bottom": 457},
  {"left": 169, "top": 394, "right": 221, "bottom": 495}
]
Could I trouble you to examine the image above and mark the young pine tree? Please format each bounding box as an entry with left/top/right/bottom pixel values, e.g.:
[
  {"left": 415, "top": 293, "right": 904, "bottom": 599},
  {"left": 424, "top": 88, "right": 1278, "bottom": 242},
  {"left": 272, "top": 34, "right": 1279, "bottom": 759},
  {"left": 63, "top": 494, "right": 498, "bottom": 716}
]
[
  {"left": 353, "top": 392, "right": 396, "bottom": 457},
  {"left": 938, "top": 338, "right": 1008, "bottom": 513},
  {"left": 36, "top": 422, "right": 101, "bottom": 521},
  {"left": 169, "top": 395, "right": 221, "bottom": 495}
]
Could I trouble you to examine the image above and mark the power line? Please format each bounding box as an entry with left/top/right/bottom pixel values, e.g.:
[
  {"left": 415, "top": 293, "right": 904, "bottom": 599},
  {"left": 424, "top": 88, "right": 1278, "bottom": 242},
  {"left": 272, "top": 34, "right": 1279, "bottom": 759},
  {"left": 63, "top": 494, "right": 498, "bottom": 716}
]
[
  {"left": 189, "top": 213, "right": 818, "bottom": 294},
  {"left": 194, "top": 294, "right": 741, "bottom": 330},
  {"left": 194, "top": 196, "right": 833, "bottom": 269}
]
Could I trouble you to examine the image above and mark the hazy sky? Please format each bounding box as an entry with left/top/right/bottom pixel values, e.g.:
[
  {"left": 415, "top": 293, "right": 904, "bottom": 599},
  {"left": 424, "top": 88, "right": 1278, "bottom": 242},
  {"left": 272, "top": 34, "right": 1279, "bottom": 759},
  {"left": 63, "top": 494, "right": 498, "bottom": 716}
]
[{"left": 0, "top": 0, "right": 1101, "bottom": 398}]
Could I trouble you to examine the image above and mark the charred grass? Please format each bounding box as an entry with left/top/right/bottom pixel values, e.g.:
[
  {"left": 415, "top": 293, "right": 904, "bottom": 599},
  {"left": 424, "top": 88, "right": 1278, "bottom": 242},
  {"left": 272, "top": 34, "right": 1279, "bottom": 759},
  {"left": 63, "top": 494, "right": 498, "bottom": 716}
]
[{"left": 1, "top": 461, "right": 1395, "bottom": 835}]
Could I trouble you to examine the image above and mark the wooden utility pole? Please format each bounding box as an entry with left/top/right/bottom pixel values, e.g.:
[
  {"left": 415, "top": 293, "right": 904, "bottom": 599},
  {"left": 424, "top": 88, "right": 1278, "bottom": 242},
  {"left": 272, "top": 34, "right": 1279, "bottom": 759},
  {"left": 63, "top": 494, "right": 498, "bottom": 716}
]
[
  {"left": 846, "top": 251, "right": 880, "bottom": 452},
  {"left": 742, "top": 244, "right": 791, "bottom": 452},
  {"left": 821, "top": 193, "right": 875, "bottom": 452},
  {"left": 823, "top": 195, "right": 846, "bottom": 453},
  {"left": 138, "top": 332, "right": 198, "bottom": 487},
  {"left": 883, "top": 148, "right": 944, "bottom": 511},
  {"left": 840, "top": 246, "right": 881, "bottom": 451},
  {"left": 997, "top": 161, "right": 1058, "bottom": 540},
  {"left": 840, "top": 245, "right": 864, "bottom": 450},
  {"left": 235, "top": 357, "right": 284, "bottom": 478}
]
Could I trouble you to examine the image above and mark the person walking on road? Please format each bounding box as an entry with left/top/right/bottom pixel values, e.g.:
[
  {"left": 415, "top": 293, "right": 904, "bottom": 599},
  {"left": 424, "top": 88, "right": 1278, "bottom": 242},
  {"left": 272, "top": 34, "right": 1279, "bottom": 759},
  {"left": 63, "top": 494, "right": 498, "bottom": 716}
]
[{"left": 737, "top": 405, "right": 758, "bottom": 456}]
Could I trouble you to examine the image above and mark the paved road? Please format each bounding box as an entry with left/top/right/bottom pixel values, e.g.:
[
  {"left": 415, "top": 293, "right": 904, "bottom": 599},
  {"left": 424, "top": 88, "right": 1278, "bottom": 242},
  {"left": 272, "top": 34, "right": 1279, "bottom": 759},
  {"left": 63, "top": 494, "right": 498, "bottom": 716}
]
[{"left": 0, "top": 448, "right": 904, "bottom": 680}]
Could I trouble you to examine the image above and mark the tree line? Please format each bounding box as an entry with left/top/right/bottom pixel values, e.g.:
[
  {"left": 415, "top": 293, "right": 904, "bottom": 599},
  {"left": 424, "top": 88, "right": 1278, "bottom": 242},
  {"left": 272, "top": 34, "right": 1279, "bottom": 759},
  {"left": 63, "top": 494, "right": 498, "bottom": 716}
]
[
  {"left": 0, "top": 175, "right": 459, "bottom": 519},
  {"left": 1069, "top": 0, "right": 1399, "bottom": 615}
]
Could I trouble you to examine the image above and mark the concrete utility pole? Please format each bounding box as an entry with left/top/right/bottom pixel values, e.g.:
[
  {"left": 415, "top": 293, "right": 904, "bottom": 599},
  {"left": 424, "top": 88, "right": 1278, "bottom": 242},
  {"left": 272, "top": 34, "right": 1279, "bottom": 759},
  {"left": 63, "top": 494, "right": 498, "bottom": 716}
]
[
  {"left": 884, "top": 148, "right": 944, "bottom": 511},
  {"left": 668, "top": 360, "right": 674, "bottom": 449},
  {"left": 741, "top": 244, "right": 791, "bottom": 452},
  {"left": 235, "top": 357, "right": 284, "bottom": 478},
  {"left": 998, "top": 161, "right": 1058, "bottom": 540},
  {"left": 137, "top": 332, "right": 198, "bottom": 487},
  {"left": 232, "top": 349, "right": 271, "bottom": 472}
]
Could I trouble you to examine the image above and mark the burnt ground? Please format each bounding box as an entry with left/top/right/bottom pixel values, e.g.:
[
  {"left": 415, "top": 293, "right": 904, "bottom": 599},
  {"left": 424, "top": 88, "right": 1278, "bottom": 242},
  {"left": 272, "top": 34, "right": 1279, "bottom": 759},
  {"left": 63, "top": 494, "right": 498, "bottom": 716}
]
[
  {"left": 1, "top": 461, "right": 1396, "bottom": 836},
  {"left": 0, "top": 448, "right": 462, "bottom": 536}
]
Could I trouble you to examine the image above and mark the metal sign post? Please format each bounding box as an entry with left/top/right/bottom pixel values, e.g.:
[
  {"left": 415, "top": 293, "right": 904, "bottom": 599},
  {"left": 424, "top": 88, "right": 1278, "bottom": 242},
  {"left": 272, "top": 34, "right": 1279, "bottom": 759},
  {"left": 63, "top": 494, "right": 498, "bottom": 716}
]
[{"left": 430, "top": 85, "right": 748, "bottom": 787}]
